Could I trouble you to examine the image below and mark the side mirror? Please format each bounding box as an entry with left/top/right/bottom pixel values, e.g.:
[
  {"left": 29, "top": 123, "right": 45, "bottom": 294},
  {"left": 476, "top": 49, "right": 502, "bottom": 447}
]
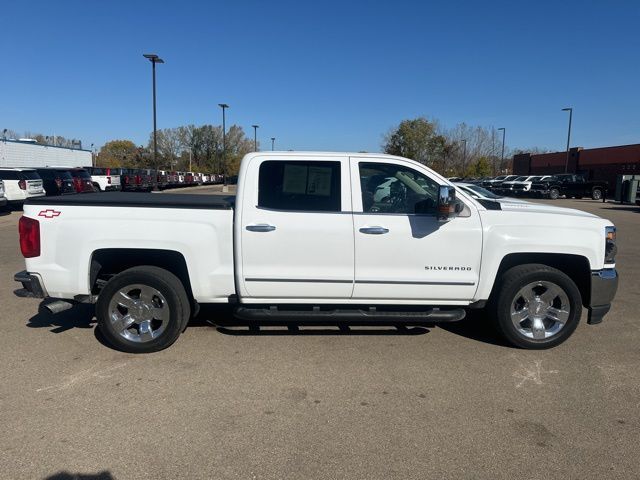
[{"left": 438, "top": 185, "right": 458, "bottom": 222}]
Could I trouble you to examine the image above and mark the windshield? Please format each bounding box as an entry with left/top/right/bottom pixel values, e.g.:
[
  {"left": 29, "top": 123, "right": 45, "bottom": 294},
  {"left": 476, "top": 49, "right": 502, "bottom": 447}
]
[
  {"left": 528, "top": 176, "right": 542, "bottom": 181},
  {"left": 513, "top": 176, "right": 528, "bottom": 181},
  {"left": 466, "top": 185, "right": 502, "bottom": 199}
]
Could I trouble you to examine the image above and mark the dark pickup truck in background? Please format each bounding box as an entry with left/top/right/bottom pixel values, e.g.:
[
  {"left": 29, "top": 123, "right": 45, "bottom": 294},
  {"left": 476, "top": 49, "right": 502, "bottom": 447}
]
[{"left": 529, "top": 174, "right": 608, "bottom": 200}]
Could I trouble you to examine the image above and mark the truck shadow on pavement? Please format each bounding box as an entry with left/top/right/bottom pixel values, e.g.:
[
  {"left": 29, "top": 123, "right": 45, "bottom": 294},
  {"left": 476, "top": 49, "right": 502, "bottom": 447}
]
[
  {"left": 26, "top": 300, "right": 95, "bottom": 333},
  {"left": 25, "top": 302, "right": 507, "bottom": 347}
]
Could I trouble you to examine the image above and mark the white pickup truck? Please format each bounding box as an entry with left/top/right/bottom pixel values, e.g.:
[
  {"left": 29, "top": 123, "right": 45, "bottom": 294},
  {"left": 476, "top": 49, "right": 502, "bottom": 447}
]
[{"left": 15, "top": 152, "right": 618, "bottom": 353}]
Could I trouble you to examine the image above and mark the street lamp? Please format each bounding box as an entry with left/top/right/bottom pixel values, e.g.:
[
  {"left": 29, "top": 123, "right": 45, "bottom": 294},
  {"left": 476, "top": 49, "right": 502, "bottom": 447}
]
[
  {"left": 271, "top": 137, "right": 275, "bottom": 151},
  {"left": 218, "top": 103, "right": 229, "bottom": 182},
  {"left": 562, "top": 107, "right": 573, "bottom": 173},
  {"left": 252, "top": 124, "right": 259, "bottom": 151},
  {"left": 498, "top": 127, "right": 506, "bottom": 170},
  {"left": 143, "top": 53, "right": 164, "bottom": 190}
]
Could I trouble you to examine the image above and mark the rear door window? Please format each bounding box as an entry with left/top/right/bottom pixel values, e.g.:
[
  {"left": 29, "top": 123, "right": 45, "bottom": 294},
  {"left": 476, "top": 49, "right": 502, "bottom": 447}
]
[{"left": 258, "top": 160, "right": 341, "bottom": 212}]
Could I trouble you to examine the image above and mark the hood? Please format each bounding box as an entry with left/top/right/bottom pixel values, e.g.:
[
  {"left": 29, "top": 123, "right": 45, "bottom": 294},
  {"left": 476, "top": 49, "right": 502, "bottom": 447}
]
[{"left": 497, "top": 201, "right": 598, "bottom": 218}]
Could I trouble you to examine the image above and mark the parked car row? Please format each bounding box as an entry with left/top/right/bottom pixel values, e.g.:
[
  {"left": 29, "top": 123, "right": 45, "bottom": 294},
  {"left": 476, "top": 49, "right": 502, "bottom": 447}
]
[
  {"left": 84, "top": 168, "right": 225, "bottom": 192},
  {"left": 0, "top": 166, "right": 226, "bottom": 208},
  {"left": 449, "top": 173, "right": 608, "bottom": 200}
]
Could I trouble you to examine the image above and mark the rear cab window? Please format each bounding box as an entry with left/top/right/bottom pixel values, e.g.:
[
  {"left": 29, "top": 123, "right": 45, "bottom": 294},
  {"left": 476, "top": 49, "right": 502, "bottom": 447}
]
[{"left": 20, "top": 171, "right": 41, "bottom": 180}]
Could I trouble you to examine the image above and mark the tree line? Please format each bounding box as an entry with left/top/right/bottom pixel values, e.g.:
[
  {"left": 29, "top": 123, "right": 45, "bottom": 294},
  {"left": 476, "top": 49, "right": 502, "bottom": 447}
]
[
  {"left": 383, "top": 117, "right": 520, "bottom": 178},
  {"left": 97, "top": 124, "right": 256, "bottom": 175}
]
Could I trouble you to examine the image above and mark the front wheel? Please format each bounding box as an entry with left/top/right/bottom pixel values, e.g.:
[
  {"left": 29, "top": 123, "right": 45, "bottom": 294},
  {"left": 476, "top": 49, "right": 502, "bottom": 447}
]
[
  {"left": 592, "top": 188, "right": 603, "bottom": 200},
  {"left": 96, "top": 266, "right": 191, "bottom": 353},
  {"left": 549, "top": 188, "right": 560, "bottom": 200},
  {"left": 489, "top": 264, "right": 582, "bottom": 349}
]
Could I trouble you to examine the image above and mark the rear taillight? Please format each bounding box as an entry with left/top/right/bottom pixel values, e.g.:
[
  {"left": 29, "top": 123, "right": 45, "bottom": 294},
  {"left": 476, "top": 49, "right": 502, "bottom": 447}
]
[
  {"left": 18, "top": 179, "right": 26, "bottom": 190},
  {"left": 107, "top": 176, "right": 112, "bottom": 184},
  {"left": 19, "top": 216, "right": 40, "bottom": 258}
]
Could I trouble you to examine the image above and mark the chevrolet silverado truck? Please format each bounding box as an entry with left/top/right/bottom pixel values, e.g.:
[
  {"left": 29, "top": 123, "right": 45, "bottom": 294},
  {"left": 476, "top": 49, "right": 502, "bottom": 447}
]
[
  {"left": 530, "top": 174, "right": 608, "bottom": 200},
  {"left": 14, "top": 152, "right": 618, "bottom": 353}
]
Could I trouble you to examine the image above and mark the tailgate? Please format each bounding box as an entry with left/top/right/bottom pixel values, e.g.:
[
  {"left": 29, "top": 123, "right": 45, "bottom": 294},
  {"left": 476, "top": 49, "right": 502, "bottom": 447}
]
[
  {"left": 110, "top": 175, "right": 121, "bottom": 186},
  {"left": 27, "top": 180, "right": 44, "bottom": 193}
]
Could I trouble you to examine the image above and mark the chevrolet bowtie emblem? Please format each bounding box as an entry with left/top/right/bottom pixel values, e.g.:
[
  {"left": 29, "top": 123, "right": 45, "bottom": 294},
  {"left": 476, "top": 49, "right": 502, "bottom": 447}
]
[{"left": 38, "top": 209, "right": 61, "bottom": 218}]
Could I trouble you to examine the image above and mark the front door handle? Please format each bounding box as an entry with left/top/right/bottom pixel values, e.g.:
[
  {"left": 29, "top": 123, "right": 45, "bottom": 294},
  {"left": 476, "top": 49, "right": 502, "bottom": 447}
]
[
  {"left": 246, "top": 224, "right": 276, "bottom": 232},
  {"left": 359, "top": 226, "right": 389, "bottom": 235}
]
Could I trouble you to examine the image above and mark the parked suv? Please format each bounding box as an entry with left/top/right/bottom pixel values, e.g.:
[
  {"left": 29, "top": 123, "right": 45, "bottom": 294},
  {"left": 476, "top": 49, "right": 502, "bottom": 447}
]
[
  {"left": 68, "top": 168, "right": 97, "bottom": 193},
  {"left": 0, "top": 168, "right": 45, "bottom": 205},
  {"left": 34, "top": 168, "right": 77, "bottom": 196},
  {"left": 84, "top": 167, "right": 122, "bottom": 192}
]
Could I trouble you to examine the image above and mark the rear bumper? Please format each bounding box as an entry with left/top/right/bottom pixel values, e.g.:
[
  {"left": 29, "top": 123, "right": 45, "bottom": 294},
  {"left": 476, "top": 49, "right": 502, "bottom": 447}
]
[
  {"left": 587, "top": 269, "right": 618, "bottom": 324},
  {"left": 0, "top": 197, "right": 6, "bottom": 207},
  {"left": 104, "top": 185, "right": 121, "bottom": 191},
  {"left": 14, "top": 270, "right": 47, "bottom": 298}
]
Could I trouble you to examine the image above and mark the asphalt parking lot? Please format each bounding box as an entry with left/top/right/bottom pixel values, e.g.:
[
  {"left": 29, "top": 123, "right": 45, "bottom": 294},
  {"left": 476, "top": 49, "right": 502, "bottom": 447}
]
[{"left": 1, "top": 195, "right": 638, "bottom": 480}]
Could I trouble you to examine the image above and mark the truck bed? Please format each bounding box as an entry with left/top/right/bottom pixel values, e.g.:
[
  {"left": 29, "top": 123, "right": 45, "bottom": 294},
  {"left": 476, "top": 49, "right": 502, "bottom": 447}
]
[{"left": 25, "top": 192, "right": 235, "bottom": 210}]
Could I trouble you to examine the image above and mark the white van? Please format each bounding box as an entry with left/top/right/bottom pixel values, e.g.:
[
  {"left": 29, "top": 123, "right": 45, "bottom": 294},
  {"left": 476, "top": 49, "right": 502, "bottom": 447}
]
[{"left": 0, "top": 168, "right": 45, "bottom": 204}]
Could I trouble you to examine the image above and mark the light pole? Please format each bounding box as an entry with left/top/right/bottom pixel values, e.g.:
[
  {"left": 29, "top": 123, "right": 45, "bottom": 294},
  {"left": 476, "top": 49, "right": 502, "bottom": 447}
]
[
  {"left": 218, "top": 103, "right": 229, "bottom": 182},
  {"left": 143, "top": 53, "right": 164, "bottom": 190},
  {"left": 491, "top": 128, "right": 496, "bottom": 175},
  {"left": 252, "top": 124, "right": 259, "bottom": 151},
  {"left": 460, "top": 139, "right": 467, "bottom": 174},
  {"left": 91, "top": 143, "right": 95, "bottom": 166},
  {"left": 498, "top": 127, "right": 506, "bottom": 171},
  {"left": 562, "top": 107, "right": 573, "bottom": 173},
  {"left": 271, "top": 137, "right": 275, "bottom": 151}
]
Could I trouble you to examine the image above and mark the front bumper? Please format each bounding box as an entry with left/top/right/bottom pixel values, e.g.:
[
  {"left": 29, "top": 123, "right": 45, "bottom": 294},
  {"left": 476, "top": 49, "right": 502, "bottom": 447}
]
[
  {"left": 587, "top": 269, "right": 618, "bottom": 324},
  {"left": 14, "top": 270, "right": 47, "bottom": 298}
]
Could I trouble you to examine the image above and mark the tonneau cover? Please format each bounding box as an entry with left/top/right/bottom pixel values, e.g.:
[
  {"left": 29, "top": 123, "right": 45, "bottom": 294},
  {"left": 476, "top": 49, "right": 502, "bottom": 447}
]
[{"left": 25, "top": 192, "right": 235, "bottom": 210}]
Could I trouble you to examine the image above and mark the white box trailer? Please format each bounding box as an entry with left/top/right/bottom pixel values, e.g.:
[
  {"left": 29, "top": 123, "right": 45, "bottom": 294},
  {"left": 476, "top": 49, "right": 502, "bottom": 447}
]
[{"left": 0, "top": 139, "right": 92, "bottom": 168}]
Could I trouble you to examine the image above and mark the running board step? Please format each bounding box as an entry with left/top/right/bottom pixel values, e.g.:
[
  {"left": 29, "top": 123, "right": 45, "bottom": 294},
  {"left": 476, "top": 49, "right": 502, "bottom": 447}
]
[{"left": 234, "top": 307, "right": 466, "bottom": 323}]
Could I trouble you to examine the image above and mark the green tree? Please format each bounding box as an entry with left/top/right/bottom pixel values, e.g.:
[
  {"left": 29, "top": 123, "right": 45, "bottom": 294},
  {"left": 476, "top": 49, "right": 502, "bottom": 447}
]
[
  {"left": 383, "top": 117, "right": 445, "bottom": 167},
  {"left": 97, "top": 140, "right": 141, "bottom": 167}
]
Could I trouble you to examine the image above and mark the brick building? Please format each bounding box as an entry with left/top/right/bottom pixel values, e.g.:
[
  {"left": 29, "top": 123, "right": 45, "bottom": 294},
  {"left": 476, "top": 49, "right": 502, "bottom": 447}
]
[{"left": 513, "top": 143, "right": 640, "bottom": 193}]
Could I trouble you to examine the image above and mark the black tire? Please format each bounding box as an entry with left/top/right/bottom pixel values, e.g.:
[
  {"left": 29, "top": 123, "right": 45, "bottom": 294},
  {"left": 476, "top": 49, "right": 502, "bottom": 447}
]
[
  {"left": 549, "top": 188, "right": 560, "bottom": 200},
  {"left": 488, "top": 264, "right": 582, "bottom": 349},
  {"left": 96, "top": 266, "right": 191, "bottom": 353},
  {"left": 592, "top": 188, "right": 603, "bottom": 200}
]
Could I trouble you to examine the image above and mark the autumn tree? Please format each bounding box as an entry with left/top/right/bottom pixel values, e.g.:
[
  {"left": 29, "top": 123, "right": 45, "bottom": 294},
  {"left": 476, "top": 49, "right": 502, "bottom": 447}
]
[
  {"left": 97, "top": 140, "right": 142, "bottom": 167},
  {"left": 383, "top": 118, "right": 448, "bottom": 167}
]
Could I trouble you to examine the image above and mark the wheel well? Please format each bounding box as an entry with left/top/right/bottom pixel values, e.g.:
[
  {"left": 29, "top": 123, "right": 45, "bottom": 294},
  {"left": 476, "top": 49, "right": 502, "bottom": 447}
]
[
  {"left": 493, "top": 253, "right": 591, "bottom": 307},
  {"left": 90, "top": 248, "right": 194, "bottom": 302}
]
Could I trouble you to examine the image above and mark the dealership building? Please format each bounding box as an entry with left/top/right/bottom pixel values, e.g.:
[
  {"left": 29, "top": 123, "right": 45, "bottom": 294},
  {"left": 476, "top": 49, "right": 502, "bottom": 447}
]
[
  {"left": 513, "top": 143, "right": 640, "bottom": 193},
  {"left": 0, "top": 138, "right": 92, "bottom": 169}
]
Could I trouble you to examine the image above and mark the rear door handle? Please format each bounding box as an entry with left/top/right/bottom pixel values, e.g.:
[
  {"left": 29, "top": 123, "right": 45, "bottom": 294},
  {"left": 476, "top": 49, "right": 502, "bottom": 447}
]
[
  {"left": 359, "top": 226, "right": 389, "bottom": 235},
  {"left": 246, "top": 224, "right": 276, "bottom": 232}
]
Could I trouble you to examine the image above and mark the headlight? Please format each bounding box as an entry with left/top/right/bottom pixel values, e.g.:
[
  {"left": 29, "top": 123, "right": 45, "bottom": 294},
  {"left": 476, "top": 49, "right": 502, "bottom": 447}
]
[{"left": 605, "top": 226, "right": 617, "bottom": 264}]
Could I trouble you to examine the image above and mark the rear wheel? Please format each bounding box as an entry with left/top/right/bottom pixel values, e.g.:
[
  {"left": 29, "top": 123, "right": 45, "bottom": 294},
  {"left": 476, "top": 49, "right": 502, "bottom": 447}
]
[
  {"left": 592, "top": 188, "right": 603, "bottom": 200},
  {"left": 96, "top": 266, "right": 190, "bottom": 353},
  {"left": 549, "top": 188, "right": 560, "bottom": 200},
  {"left": 489, "top": 264, "right": 582, "bottom": 349}
]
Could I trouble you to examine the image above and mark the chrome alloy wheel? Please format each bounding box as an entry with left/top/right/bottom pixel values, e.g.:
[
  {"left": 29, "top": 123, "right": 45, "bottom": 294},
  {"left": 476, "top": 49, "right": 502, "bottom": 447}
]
[
  {"left": 510, "top": 281, "right": 570, "bottom": 340},
  {"left": 108, "top": 284, "right": 169, "bottom": 343}
]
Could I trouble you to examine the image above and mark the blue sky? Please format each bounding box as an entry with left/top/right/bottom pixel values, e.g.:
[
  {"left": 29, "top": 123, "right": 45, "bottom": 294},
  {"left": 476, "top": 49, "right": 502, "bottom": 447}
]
[{"left": 1, "top": 0, "right": 639, "bottom": 153}]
